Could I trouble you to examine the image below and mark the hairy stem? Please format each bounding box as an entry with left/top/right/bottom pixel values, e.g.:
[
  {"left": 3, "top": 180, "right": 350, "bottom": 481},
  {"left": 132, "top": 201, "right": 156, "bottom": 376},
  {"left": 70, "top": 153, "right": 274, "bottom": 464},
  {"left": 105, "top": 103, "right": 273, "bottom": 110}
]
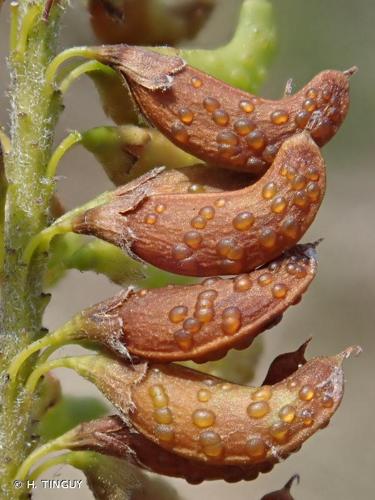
[{"left": 0, "top": 1, "right": 66, "bottom": 496}]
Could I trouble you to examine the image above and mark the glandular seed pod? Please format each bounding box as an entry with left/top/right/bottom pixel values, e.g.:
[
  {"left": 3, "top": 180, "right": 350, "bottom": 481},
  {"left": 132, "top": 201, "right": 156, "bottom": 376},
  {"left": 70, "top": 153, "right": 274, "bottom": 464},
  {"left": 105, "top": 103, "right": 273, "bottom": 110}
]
[
  {"left": 61, "top": 346, "right": 358, "bottom": 471},
  {"left": 95, "top": 44, "right": 351, "bottom": 175},
  {"left": 81, "top": 244, "right": 317, "bottom": 362},
  {"left": 73, "top": 132, "right": 325, "bottom": 276}
]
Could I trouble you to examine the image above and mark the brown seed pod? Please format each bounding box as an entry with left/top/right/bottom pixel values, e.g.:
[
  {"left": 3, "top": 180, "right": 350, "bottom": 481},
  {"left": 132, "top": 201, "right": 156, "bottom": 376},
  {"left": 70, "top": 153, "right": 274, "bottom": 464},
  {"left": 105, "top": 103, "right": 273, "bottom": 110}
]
[
  {"left": 73, "top": 132, "right": 325, "bottom": 276},
  {"left": 75, "top": 346, "right": 358, "bottom": 468},
  {"left": 83, "top": 244, "right": 317, "bottom": 363},
  {"left": 95, "top": 45, "right": 352, "bottom": 175},
  {"left": 70, "top": 415, "right": 272, "bottom": 484},
  {"left": 261, "top": 474, "right": 300, "bottom": 499},
  {"left": 89, "top": 0, "right": 214, "bottom": 46}
]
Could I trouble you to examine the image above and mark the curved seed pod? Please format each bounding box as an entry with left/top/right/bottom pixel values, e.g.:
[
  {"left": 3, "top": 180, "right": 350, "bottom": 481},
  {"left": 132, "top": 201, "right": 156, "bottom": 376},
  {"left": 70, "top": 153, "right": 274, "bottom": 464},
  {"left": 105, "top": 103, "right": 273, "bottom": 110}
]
[
  {"left": 89, "top": 0, "right": 215, "bottom": 46},
  {"left": 68, "top": 346, "right": 358, "bottom": 468},
  {"left": 82, "top": 244, "right": 317, "bottom": 362},
  {"left": 95, "top": 44, "right": 351, "bottom": 176},
  {"left": 73, "top": 132, "right": 325, "bottom": 276},
  {"left": 69, "top": 415, "right": 275, "bottom": 483},
  {"left": 261, "top": 474, "right": 299, "bottom": 499}
]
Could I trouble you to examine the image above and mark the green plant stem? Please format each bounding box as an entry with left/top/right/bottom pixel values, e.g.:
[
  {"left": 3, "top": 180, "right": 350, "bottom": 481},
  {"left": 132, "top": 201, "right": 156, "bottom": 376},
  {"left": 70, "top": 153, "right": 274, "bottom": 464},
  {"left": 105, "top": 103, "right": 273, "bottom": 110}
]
[
  {"left": 9, "top": 1, "right": 20, "bottom": 51},
  {"left": 15, "top": 436, "right": 68, "bottom": 482},
  {"left": 0, "top": 1, "right": 66, "bottom": 496},
  {"left": 59, "top": 60, "right": 113, "bottom": 94},
  {"left": 14, "top": 4, "right": 42, "bottom": 61},
  {"left": 29, "top": 453, "right": 75, "bottom": 481},
  {"left": 7, "top": 320, "right": 80, "bottom": 385},
  {"left": 25, "top": 357, "right": 80, "bottom": 394},
  {"left": 45, "top": 46, "right": 97, "bottom": 87},
  {"left": 23, "top": 189, "right": 113, "bottom": 264},
  {"left": 45, "top": 131, "right": 82, "bottom": 178}
]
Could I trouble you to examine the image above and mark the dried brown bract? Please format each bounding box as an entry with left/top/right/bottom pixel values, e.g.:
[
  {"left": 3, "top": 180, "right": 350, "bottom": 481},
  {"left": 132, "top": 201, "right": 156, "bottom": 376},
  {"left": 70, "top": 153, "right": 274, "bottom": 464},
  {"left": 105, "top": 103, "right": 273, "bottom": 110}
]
[
  {"left": 73, "top": 133, "right": 325, "bottom": 276},
  {"left": 261, "top": 474, "right": 299, "bottom": 499},
  {"left": 95, "top": 45, "right": 351, "bottom": 175},
  {"left": 263, "top": 338, "right": 311, "bottom": 385}
]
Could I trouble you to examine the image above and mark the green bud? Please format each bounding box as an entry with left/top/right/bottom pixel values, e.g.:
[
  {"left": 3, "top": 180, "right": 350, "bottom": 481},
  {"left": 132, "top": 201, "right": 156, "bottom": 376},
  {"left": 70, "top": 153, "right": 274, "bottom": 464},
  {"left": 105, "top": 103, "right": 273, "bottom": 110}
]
[
  {"left": 71, "top": 452, "right": 143, "bottom": 500},
  {"left": 32, "top": 373, "right": 62, "bottom": 422},
  {"left": 46, "top": 233, "right": 196, "bottom": 288},
  {"left": 88, "top": 65, "right": 140, "bottom": 125},
  {"left": 81, "top": 125, "right": 199, "bottom": 185},
  {"left": 77, "top": 452, "right": 179, "bottom": 500},
  {"left": 81, "top": 126, "right": 148, "bottom": 185}
]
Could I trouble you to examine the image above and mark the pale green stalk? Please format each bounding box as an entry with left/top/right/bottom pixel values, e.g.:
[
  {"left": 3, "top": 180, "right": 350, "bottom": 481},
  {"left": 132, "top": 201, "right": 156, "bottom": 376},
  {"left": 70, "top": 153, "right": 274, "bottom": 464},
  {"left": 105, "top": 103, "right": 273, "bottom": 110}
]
[{"left": 0, "top": 1, "right": 67, "bottom": 496}]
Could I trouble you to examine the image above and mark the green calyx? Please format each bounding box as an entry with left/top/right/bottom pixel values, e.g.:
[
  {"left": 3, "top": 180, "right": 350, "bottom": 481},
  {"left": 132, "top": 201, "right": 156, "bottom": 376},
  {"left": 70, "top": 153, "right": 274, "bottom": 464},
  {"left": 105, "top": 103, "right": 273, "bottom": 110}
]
[{"left": 81, "top": 125, "right": 199, "bottom": 185}]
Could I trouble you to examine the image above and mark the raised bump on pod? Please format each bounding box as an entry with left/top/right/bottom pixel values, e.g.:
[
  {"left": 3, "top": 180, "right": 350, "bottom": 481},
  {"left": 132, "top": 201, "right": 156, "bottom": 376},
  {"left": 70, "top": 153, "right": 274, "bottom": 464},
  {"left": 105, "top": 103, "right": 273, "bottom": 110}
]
[
  {"left": 73, "top": 133, "right": 326, "bottom": 276},
  {"left": 68, "top": 415, "right": 269, "bottom": 483},
  {"left": 94, "top": 44, "right": 351, "bottom": 175},
  {"left": 64, "top": 345, "right": 358, "bottom": 467},
  {"left": 81, "top": 244, "right": 317, "bottom": 362}
]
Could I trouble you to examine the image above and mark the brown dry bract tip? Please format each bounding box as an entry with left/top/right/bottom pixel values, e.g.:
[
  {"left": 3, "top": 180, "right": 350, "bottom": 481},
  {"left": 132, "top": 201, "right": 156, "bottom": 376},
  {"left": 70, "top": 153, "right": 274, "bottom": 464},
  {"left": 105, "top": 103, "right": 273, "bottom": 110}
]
[
  {"left": 97, "top": 44, "right": 186, "bottom": 91},
  {"left": 261, "top": 474, "right": 300, "bottom": 499},
  {"left": 262, "top": 338, "right": 311, "bottom": 385},
  {"left": 84, "top": 244, "right": 317, "bottom": 363},
  {"left": 73, "top": 132, "right": 325, "bottom": 276},
  {"left": 96, "top": 45, "right": 350, "bottom": 175}
]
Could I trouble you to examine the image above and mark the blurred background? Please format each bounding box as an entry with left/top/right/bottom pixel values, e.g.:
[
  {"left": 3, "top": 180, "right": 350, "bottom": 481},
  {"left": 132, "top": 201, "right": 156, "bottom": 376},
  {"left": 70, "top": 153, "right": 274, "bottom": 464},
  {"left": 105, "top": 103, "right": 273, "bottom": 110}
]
[{"left": 0, "top": 0, "right": 374, "bottom": 498}]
